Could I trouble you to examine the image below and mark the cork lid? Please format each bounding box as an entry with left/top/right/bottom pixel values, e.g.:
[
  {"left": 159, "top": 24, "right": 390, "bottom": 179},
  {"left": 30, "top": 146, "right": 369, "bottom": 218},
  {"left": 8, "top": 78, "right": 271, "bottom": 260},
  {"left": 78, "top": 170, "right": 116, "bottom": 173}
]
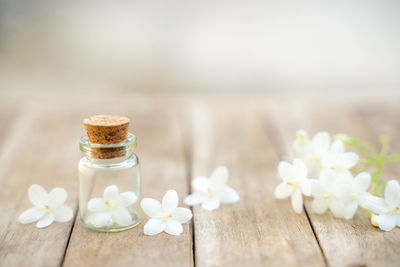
[{"left": 84, "top": 115, "right": 130, "bottom": 144}]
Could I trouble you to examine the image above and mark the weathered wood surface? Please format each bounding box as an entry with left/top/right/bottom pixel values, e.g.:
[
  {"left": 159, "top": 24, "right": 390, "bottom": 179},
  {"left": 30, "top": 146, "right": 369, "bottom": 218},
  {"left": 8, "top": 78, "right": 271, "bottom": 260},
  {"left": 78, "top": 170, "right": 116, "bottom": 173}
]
[
  {"left": 187, "top": 101, "right": 325, "bottom": 266},
  {"left": 63, "top": 103, "right": 193, "bottom": 267},
  {"left": 264, "top": 98, "right": 400, "bottom": 267},
  {"left": 0, "top": 95, "right": 399, "bottom": 267}
]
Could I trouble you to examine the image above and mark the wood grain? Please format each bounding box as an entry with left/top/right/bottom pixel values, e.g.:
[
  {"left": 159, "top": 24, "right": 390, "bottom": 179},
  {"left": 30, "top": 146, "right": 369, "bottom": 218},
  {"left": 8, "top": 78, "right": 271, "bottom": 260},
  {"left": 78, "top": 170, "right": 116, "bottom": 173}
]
[
  {"left": 186, "top": 100, "right": 325, "bottom": 267},
  {"left": 62, "top": 104, "right": 193, "bottom": 267},
  {"left": 1, "top": 95, "right": 399, "bottom": 267},
  {"left": 0, "top": 108, "right": 80, "bottom": 267},
  {"left": 263, "top": 98, "right": 400, "bottom": 267}
]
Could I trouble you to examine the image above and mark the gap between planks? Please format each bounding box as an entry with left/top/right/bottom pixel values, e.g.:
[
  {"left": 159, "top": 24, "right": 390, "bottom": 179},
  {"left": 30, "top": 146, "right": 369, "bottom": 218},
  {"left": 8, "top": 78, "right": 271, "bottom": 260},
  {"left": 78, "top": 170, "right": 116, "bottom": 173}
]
[
  {"left": 262, "top": 98, "right": 400, "bottom": 267},
  {"left": 260, "top": 111, "right": 329, "bottom": 266},
  {"left": 186, "top": 99, "right": 325, "bottom": 267}
]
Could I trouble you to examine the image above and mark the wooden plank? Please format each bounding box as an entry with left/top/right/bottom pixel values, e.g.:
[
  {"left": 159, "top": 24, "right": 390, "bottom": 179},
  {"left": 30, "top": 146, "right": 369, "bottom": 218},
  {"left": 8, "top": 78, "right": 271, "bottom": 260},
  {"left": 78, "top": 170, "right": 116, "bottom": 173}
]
[
  {"left": 264, "top": 98, "right": 400, "bottom": 267},
  {"left": 187, "top": 100, "right": 325, "bottom": 267},
  {"left": 0, "top": 108, "right": 81, "bottom": 267},
  {"left": 63, "top": 103, "right": 193, "bottom": 267}
]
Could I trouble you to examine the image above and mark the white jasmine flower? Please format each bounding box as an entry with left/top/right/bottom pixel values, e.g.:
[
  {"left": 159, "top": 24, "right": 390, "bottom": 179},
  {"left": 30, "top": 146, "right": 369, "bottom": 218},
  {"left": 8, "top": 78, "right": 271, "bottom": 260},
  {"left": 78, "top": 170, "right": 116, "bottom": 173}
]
[
  {"left": 274, "top": 159, "right": 311, "bottom": 214},
  {"left": 362, "top": 180, "right": 400, "bottom": 231},
  {"left": 339, "top": 172, "right": 372, "bottom": 219},
  {"left": 183, "top": 166, "right": 240, "bottom": 211},
  {"left": 293, "top": 130, "right": 331, "bottom": 174},
  {"left": 310, "top": 170, "right": 348, "bottom": 218},
  {"left": 18, "top": 184, "right": 73, "bottom": 228},
  {"left": 322, "top": 140, "right": 359, "bottom": 174},
  {"left": 141, "top": 190, "right": 192, "bottom": 236},
  {"left": 86, "top": 185, "right": 138, "bottom": 227}
]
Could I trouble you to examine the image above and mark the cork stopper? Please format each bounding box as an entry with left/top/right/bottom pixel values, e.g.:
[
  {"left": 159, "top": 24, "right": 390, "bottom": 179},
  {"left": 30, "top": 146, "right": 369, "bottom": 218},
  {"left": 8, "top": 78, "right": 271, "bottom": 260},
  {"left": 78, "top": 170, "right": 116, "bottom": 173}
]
[
  {"left": 84, "top": 115, "right": 130, "bottom": 144},
  {"left": 83, "top": 115, "right": 130, "bottom": 159}
]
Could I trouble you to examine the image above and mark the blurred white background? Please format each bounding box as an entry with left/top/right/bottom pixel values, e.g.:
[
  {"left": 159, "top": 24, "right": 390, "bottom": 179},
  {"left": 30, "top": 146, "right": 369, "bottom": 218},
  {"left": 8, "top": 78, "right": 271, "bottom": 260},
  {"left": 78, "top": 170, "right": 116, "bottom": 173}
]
[{"left": 0, "top": 0, "right": 399, "bottom": 103}]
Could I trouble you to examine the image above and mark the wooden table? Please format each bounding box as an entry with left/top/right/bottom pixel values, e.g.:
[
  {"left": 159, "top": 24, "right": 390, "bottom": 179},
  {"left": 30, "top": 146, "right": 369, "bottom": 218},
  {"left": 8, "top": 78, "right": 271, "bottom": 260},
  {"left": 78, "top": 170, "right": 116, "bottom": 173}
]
[{"left": 0, "top": 93, "right": 399, "bottom": 267}]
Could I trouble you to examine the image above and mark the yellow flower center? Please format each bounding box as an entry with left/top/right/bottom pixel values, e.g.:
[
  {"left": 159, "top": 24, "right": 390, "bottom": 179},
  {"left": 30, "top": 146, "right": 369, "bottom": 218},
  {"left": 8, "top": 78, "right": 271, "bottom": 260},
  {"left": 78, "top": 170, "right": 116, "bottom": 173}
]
[
  {"left": 350, "top": 194, "right": 357, "bottom": 200},
  {"left": 313, "top": 155, "right": 320, "bottom": 163},
  {"left": 287, "top": 181, "right": 298, "bottom": 187},
  {"left": 323, "top": 193, "right": 331, "bottom": 198},
  {"left": 208, "top": 188, "right": 215, "bottom": 196},
  {"left": 105, "top": 201, "right": 114, "bottom": 209},
  {"left": 163, "top": 213, "right": 172, "bottom": 220},
  {"left": 391, "top": 206, "right": 399, "bottom": 214},
  {"left": 330, "top": 165, "right": 341, "bottom": 171},
  {"left": 44, "top": 205, "right": 51, "bottom": 212}
]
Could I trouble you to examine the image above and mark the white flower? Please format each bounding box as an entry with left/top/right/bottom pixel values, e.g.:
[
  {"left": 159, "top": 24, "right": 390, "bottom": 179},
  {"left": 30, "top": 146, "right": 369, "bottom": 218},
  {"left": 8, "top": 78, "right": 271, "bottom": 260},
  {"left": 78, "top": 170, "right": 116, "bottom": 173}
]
[
  {"left": 322, "top": 140, "right": 359, "bottom": 174},
  {"left": 362, "top": 180, "right": 400, "bottom": 231},
  {"left": 310, "top": 169, "right": 349, "bottom": 218},
  {"left": 141, "top": 190, "right": 192, "bottom": 236},
  {"left": 274, "top": 159, "right": 311, "bottom": 214},
  {"left": 183, "top": 166, "right": 240, "bottom": 210},
  {"left": 86, "top": 185, "right": 138, "bottom": 227},
  {"left": 293, "top": 130, "right": 331, "bottom": 174},
  {"left": 339, "top": 172, "right": 372, "bottom": 219},
  {"left": 18, "top": 184, "right": 73, "bottom": 228}
]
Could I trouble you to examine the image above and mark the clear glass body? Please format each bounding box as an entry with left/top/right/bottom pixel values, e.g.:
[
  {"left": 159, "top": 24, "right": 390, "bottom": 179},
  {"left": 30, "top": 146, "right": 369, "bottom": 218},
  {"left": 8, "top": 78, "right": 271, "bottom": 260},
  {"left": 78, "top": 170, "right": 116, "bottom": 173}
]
[{"left": 79, "top": 133, "right": 141, "bottom": 232}]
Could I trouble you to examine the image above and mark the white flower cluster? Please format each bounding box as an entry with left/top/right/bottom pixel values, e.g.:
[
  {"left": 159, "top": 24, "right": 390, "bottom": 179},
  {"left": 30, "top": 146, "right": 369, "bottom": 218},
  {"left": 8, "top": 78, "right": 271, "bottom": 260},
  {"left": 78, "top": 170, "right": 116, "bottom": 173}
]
[
  {"left": 19, "top": 166, "right": 240, "bottom": 236},
  {"left": 275, "top": 130, "right": 400, "bottom": 231}
]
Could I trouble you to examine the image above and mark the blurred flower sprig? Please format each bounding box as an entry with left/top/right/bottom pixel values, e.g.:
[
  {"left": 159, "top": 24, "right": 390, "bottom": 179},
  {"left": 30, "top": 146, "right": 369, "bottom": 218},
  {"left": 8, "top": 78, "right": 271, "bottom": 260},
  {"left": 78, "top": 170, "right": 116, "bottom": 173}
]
[{"left": 335, "top": 134, "right": 400, "bottom": 197}]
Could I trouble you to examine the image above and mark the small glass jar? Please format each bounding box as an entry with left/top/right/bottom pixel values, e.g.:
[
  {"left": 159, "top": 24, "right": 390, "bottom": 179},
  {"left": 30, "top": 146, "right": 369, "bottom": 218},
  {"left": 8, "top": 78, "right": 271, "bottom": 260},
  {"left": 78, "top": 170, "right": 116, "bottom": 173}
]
[{"left": 78, "top": 133, "right": 141, "bottom": 232}]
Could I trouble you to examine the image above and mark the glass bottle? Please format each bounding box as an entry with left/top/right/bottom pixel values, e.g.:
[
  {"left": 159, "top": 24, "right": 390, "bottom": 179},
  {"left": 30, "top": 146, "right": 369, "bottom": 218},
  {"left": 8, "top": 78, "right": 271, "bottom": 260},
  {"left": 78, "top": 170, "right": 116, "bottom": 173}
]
[{"left": 78, "top": 133, "right": 141, "bottom": 232}]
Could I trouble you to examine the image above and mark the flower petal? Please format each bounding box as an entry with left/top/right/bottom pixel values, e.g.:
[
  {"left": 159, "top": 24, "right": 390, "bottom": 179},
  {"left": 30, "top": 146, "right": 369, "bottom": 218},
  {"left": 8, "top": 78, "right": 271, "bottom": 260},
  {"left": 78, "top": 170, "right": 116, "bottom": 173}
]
[
  {"left": 312, "top": 132, "right": 331, "bottom": 151},
  {"left": 140, "top": 198, "right": 163, "bottom": 218},
  {"left": 192, "top": 177, "right": 210, "bottom": 193},
  {"left": 354, "top": 172, "right": 371, "bottom": 191},
  {"left": 378, "top": 214, "right": 397, "bottom": 231},
  {"left": 52, "top": 206, "right": 73, "bottom": 223},
  {"left": 49, "top": 188, "right": 67, "bottom": 208},
  {"left": 362, "top": 195, "right": 390, "bottom": 214},
  {"left": 184, "top": 193, "right": 206, "bottom": 206},
  {"left": 93, "top": 211, "right": 113, "bottom": 227},
  {"left": 210, "top": 166, "right": 228, "bottom": 188},
  {"left": 310, "top": 180, "right": 324, "bottom": 198},
  {"left": 162, "top": 190, "right": 179, "bottom": 213},
  {"left": 171, "top": 207, "right": 192, "bottom": 223},
  {"left": 341, "top": 152, "right": 359, "bottom": 169},
  {"left": 113, "top": 207, "right": 132, "bottom": 227},
  {"left": 116, "top": 192, "right": 138, "bottom": 207},
  {"left": 144, "top": 218, "right": 165, "bottom": 236},
  {"left": 384, "top": 180, "right": 400, "bottom": 206},
  {"left": 104, "top": 185, "right": 119, "bottom": 202},
  {"left": 218, "top": 186, "right": 240, "bottom": 203},
  {"left": 201, "top": 197, "right": 220, "bottom": 210},
  {"left": 88, "top": 198, "right": 107, "bottom": 212},
  {"left": 18, "top": 207, "right": 45, "bottom": 224},
  {"left": 299, "top": 179, "right": 311, "bottom": 196},
  {"left": 165, "top": 220, "right": 183, "bottom": 236},
  {"left": 36, "top": 213, "right": 55, "bottom": 228},
  {"left": 311, "top": 198, "right": 328, "bottom": 214},
  {"left": 278, "top": 161, "right": 293, "bottom": 181},
  {"left": 274, "top": 182, "right": 294, "bottom": 199},
  {"left": 29, "top": 184, "right": 49, "bottom": 208},
  {"left": 329, "top": 199, "right": 344, "bottom": 218},
  {"left": 331, "top": 140, "right": 344, "bottom": 154},
  {"left": 293, "top": 159, "right": 307, "bottom": 179},
  {"left": 342, "top": 201, "right": 358, "bottom": 220},
  {"left": 319, "top": 169, "right": 335, "bottom": 185},
  {"left": 291, "top": 189, "right": 303, "bottom": 214}
]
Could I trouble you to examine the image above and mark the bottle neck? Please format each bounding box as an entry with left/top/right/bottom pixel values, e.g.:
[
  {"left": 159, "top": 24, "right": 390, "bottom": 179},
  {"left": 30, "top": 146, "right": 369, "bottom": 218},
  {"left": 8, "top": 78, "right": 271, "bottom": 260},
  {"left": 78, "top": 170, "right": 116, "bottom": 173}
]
[{"left": 80, "top": 133, "right": 137, "bottom": 162}]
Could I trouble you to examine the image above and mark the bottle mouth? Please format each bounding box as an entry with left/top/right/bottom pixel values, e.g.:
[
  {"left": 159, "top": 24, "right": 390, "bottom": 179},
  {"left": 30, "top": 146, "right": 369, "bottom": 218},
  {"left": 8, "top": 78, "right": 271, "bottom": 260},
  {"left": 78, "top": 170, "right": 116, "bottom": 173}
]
[{"left": 80, "top": 133, "right": 137, "bottom": 159}]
